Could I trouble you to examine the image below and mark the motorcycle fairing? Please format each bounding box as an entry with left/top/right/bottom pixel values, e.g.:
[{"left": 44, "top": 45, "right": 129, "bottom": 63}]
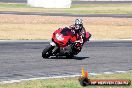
[{"left": 52, "top": 27, "right": 77, "bottom": 47}]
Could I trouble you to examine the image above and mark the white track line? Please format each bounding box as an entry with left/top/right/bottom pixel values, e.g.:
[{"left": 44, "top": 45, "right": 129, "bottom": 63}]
[
  {"left": 115, "top": 71, "right": 128, "bottom": 73},
  {"left": 89, "top": 73, "right": 100, "bottom": 75},
  {"left": 0, "top": 75, "right": 81, "bottom": 84},
  {"left": 103, "top": 72, "right": 114, "bottom": 74},
  {"left": 0, "top": 70, "right": 131, "bottom": 84}
]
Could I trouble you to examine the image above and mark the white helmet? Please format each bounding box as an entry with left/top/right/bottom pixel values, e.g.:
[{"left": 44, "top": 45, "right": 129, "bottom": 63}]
[{"left": 75, "top": 19, "right": 83, "bottom": 30}]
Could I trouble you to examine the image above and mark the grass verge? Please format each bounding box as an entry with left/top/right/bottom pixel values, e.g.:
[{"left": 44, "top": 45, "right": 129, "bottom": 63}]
[
  {"left": 0, "top": 3, "right": 132, "bottom": 14},
  {"left": 0, "top": 72, "right": 131, "bottom": 88},
  {"left": 0, "top": 3, "right": 30, "bottom": 8}
]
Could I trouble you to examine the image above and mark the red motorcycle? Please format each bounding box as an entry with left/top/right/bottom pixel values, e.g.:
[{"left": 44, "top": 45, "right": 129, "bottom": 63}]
[{"left": 42, "top": 27, "right": 91, "bottom": 58}]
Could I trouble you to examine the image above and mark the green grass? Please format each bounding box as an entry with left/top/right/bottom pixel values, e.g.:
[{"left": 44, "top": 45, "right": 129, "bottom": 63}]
[
  {"left": 0, "top": 72, "right": 131, "bottom": 88},
  {"left": 0, "top": 3, "right": 30, "bottom": 8},
  {"left": 0, "top": 3, "right": 132, "bottom": 14}
]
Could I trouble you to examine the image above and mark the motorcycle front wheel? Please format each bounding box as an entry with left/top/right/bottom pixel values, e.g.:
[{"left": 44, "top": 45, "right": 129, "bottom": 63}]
[{"left": 42, "top": 45, "right": 53, "bottom": 58}]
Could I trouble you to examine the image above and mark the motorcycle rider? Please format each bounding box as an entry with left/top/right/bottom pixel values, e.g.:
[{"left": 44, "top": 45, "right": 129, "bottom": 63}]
[
  {"left": 57, "top": 18, "right": 91, "bottom": 43},
  {"left": 69, "top": 18, "right": 90, "bottom": 43}
]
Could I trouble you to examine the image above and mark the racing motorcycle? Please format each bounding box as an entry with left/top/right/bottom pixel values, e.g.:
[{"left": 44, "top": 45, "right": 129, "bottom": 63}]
[{"left": 42, "top": 27, "right": 91, "bottom": 58}]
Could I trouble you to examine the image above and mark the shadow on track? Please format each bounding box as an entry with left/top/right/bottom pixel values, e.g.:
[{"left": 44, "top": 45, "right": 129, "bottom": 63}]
[{"left": 43, "top": 56, "right": 89, "bottom": 60}]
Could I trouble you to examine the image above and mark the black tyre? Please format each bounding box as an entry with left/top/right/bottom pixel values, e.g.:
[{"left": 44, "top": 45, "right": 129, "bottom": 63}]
[
  {"left": 66, "top": 54, "right": 74, "bottom": 58},
  {"left": 79, "top": 77, "right": 90, "bottom": 87},
  {"left": 42, "top": 45, "right": 53, "bottom": 58}
]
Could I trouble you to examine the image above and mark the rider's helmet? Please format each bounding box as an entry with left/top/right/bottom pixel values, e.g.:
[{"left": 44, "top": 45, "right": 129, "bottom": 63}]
[{"left": 75, "top": 18, "right": 83, "bottom": 31}]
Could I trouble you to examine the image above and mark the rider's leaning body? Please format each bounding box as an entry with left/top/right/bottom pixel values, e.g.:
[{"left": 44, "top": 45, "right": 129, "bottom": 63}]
[
  {"left": 57, "top": 19, "right": 91, "bottom": 44},
  {"left": 69, "top": 19, "right": 87, "bottom": 43}
]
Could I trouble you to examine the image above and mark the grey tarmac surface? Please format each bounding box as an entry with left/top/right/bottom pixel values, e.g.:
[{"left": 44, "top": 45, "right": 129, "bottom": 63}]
[
  {"left": 0, "top": 0, "right": 26, "bottom": 3},
  {"left": 0, "top": 11, "right": 132, "bottom": 18},
  {"left": 72, "top": 1, "right": 132, "bottom": 4},
  {"left": 0, "top": 0, "right": 132, "bottom": 18},
  {"left": 0, "top": 40, "right": 132, "bottom": 82},
  {"left": 0, "top": 0, "right": 132, "bottom": 4}
]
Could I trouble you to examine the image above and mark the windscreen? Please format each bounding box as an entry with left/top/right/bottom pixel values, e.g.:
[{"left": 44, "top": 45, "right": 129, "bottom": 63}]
[{"left": 61, "top": 27, "right": 72, "bottom": 36}]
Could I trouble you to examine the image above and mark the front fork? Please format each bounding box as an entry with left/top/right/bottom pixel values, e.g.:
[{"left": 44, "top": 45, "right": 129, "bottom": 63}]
[
  {"left": 50, "top": 41, "right": 56, "bottom": 46},
  {"left": 50, "top": 41, "right": 59, "bottom": 55}
]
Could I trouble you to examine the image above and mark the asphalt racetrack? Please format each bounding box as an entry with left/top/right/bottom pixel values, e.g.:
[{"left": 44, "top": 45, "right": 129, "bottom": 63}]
[
  {"left": 1, "top": 11, "right": 132, "bottom": 18},
  {"left": 0, "top": 0, "right": 132, "bottom": 83},
  {"left": 0, "top": 40, "right": 132, "bottom": 82},
  {"left": 0, "top": 0, "right": 132, "bottom": 4},
  {"left": 0, "top": 0, "right": 132, "bottom": 18}
]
